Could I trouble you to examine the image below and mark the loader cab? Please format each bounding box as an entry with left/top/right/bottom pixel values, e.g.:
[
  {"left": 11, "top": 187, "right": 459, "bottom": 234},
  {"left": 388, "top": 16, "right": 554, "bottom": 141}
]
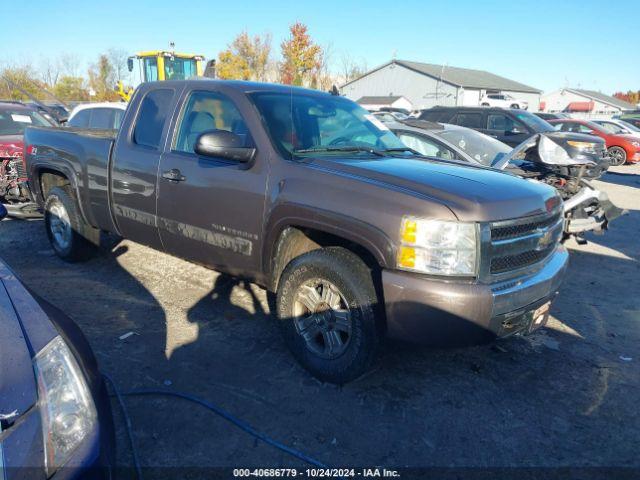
[{"left": 129, "top": 51, "right": 205, "bottom": 82}]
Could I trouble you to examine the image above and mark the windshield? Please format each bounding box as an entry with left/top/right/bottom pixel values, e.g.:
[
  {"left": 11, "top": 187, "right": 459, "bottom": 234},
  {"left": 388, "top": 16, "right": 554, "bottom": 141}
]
[
  {"left": 436, "top": 127, "right": 511, "bottom": 166},
  {"left": 164, "top": 57, "right": 197, "bottom": 80},
  {"left": 515, "top": 112, "right": 555, "bottom": 133},
  {"left": 250, "top": 92, "right": 407, "bottom": 158},
  {"left": 619, "top": 120, "right": 640, "bottom": 132},
  {"left": 596, "top": 121, "right": 626, "bottom": 134},
  {"left": 0, "top": 109, "right": 52, "bottom": 135}
]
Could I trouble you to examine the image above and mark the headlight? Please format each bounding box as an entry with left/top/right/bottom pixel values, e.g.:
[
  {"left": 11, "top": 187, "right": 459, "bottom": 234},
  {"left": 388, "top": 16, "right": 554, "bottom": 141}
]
[
  {"left": 567, "top": 140, "right": 598, "bottom": 151},
  {"left": 631, "top": 141, "right": 640, "bottom": 148},
  {"left": 34, "top": 336, "right": 97, "bottom": 476},
  {"left": 397, "top": 217, "right": 478, "bottom": 276}
]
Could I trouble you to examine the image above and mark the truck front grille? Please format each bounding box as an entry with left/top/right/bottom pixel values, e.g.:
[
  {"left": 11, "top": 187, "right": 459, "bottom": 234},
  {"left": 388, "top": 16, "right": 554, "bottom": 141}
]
[
  {"left": 490, "top": 245, "right": 556, "bottom": 274},
  {"left": 486, "top": 210, "right": 563, "bottom": 277},
  {"left": 491, "top": 214, "right": 560, "bottom": 241}
]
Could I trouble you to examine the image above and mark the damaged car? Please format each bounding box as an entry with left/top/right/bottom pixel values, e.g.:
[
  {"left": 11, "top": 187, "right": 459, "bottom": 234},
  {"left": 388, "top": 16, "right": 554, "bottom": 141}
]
[
  {"left": 390, "top": 120, "right": 624, "bottom": 239},
  {"left": 0, "top": 102, "right": 54, "bottom": 217}
]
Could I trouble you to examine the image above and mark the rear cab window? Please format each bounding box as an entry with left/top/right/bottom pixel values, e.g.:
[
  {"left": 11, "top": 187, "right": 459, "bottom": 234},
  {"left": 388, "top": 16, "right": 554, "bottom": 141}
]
[{"left": 133, "top": 89, "right": 175, "bottom": 149}]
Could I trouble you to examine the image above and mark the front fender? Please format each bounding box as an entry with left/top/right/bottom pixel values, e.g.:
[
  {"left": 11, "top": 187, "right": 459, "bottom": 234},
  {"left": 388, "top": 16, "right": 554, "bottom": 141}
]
[{"left": 263, "top": 202, "right": 396, "bottom": 280}]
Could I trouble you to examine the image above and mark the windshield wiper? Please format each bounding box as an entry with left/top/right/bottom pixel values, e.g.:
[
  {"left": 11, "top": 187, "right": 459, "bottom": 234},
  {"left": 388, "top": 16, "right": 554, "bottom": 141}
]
[{"left": 294, "top": 146, "right": 386, "bottom": 157}]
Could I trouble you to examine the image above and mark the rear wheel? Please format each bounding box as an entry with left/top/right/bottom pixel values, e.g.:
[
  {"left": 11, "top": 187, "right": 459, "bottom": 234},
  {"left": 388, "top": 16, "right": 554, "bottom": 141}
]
[
  {"left": 608, "top": 146, "right": 627, "bottom": 166},
  {"left": 510, "top": 103, "right": 520, "bottom": 109},
  {"left": 481, "top": 103, "right": 490, "bottom": 107},
  {"left": 44, "top": 186, "right": 98, "bottom": 262},
  {"left": 276, "top": 247, "right": 381, "bottom": 384}
]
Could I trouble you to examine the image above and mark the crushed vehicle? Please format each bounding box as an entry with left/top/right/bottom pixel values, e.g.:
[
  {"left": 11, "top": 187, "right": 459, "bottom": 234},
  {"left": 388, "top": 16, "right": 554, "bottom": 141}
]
[
  {"left": 0, "top": 101, "right": 54, "bottom": 217},
  {"left": 389, "top": 120, "right": 624, "bottom": 238},
  {"left": 0, "top": 203, "right": 115, "bottom": 479},
  {"left": 26, "top": 80, "right": 569, "bottom": 383}
]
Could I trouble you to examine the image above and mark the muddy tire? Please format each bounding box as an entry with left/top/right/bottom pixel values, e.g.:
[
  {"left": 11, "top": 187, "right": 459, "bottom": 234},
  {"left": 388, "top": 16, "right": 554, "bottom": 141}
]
[
  {"left": 44, "top": 186, "right": 98, "bottom": 262},
  {"left": 276, "top": 247, "right": 381, "bottom": 384}
]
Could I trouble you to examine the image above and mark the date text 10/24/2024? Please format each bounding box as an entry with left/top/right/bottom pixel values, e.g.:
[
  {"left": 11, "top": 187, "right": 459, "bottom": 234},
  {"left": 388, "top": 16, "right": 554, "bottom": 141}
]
[{"left": 233, "top": 468, "right": 401, "bottom": 478}]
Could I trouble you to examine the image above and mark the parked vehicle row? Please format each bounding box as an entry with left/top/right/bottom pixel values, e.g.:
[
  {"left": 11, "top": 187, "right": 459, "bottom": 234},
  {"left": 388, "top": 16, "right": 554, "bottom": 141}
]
[
  {"left": 24, "top": 79, "right": 569, "bottom": 384},
  {"left": 549, "top": 118, "right": 640, "bottom": 166},
  {"left": 0, "top": 101, "right": 55, "bottom": 216}
]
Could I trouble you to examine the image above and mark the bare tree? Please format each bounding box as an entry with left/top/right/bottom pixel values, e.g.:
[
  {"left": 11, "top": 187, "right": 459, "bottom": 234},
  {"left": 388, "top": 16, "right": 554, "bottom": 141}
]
[
  {"left": 107, "top": 48, "right": 131, "bottom": 83},
  {"left": 59, "top": 53, "right": 82, "bottom": 78},
  {"left": 39, "top": 57, "right": 61, "bottom": 87},
  {"left": 339, "top": 53, "right": 368, "bottom": 84}
]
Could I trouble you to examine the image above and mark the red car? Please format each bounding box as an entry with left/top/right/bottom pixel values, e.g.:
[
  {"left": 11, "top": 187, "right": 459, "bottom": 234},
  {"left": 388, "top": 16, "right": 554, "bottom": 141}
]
[
  {"left": 0, "top": 101, "right": 53, "bottom": 211},
  {"left": 549, "top": 118, "right": 640, "bottom": 166}
]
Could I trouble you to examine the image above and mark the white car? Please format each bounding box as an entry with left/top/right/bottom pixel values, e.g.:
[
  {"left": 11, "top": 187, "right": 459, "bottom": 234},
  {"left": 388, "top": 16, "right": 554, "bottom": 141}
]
[
  {"left": 480, "top": 93, "right": 529, "bottom": 110},
  {"left": 67, "top": 102, "right": 127, "bottom": 130},
  {"left": 592, "top": 119, "right": 640, "bottom": 139}
]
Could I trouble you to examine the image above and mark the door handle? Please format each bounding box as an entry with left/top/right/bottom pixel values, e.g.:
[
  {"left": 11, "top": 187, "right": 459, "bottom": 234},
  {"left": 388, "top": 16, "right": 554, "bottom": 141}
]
[{"left": 162, "top": 169, "right": 186, "bottom": 182}]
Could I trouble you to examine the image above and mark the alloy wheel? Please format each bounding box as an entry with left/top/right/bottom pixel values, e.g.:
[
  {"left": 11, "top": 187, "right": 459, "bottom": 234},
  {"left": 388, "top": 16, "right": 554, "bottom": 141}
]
[{"left": 292, "top": 279, "right": 353, "bottom": 359}]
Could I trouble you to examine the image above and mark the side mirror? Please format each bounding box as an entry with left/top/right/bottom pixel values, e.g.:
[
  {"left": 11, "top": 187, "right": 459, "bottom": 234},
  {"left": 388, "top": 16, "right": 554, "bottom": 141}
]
[
  {"left": 0, "top": 204, "right": 7, "bottom": 221},
  {"left": 127, "top": 58, "right": 134, "bottom": 72},
  {"left": 194, "top": 130, "right": 255, "bottom": 163}
]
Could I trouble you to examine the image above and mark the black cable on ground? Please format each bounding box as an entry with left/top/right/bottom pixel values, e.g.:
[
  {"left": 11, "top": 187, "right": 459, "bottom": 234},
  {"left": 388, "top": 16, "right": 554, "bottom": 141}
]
[
  {"left": 102, "top": 373, "right": 145, "bottom": 480},
  {"left": 103, "top": 375, "right": 328, "bottom": 474}
]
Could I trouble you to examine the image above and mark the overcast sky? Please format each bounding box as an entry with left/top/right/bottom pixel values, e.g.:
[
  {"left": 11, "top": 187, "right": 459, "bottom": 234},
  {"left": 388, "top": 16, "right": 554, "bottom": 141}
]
[{"left": 2, "top": 0, "right": 637, "bottom": 94}]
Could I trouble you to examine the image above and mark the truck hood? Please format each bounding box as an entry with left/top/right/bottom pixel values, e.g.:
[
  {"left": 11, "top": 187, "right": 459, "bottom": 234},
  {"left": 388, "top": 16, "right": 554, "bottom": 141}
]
[{"left": 311, "top": 156, "right": 557, "bottom": 221}]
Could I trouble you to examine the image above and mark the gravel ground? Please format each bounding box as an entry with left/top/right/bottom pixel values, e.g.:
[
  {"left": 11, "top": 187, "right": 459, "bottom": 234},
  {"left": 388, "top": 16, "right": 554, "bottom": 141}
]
[{"left": 1, "top": 165, "right": 639, "bottom": 478}]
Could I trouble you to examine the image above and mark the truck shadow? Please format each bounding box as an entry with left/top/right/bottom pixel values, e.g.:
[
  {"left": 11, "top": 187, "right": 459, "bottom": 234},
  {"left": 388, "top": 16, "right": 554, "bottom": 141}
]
[{"left": 2, "top": 217, "right": 639, "bottom": 473}]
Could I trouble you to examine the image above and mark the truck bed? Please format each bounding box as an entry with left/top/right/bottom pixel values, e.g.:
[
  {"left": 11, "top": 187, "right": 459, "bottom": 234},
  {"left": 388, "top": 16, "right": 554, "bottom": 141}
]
[{"left": 24, "top": 127, "right": 117, "bottom": 231}]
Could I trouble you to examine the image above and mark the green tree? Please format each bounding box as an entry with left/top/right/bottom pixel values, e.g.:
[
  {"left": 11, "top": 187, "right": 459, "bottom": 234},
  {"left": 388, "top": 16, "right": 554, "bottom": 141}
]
[
  {"left": 217, "top": 31, "right": 272, "bottom": 81},
  {"left": 0, "top": 67, "right": 47, "bottom": 101},
  {"left": 279, "top": 22, "right": 323, "bottom": 87},
  {"left": 52, "top": 76, "right": 89, "bottom": 101}
]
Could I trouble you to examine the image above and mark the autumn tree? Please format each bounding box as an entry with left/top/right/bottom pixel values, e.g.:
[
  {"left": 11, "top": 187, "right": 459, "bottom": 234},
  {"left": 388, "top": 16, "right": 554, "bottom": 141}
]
[
  {"left": 217, "top": 31, "right": 272, "bottom": 81},
  {"left": 87, "top": 54, "right": 119, "bottom": 101},
  {"left": 614, "top": 90, "right": 640, "bottom": 106},
  {"left": 279, "top": 22, "right": 323, "bottom": 87},
  {"left": 0, "top": 66, "right": 47, "bottom": 101}
]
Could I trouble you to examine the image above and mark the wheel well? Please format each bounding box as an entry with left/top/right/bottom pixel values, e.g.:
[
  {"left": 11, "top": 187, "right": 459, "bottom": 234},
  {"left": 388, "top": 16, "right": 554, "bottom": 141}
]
[
  {"left": 39, "top": 170, "right": 70, "bottom": 199},
  {"left": 269, "top": 226, "right": 382, "bottom": 293}
]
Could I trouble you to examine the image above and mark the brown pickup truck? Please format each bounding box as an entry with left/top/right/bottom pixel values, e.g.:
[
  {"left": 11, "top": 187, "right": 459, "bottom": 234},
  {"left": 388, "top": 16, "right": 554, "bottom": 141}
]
[{"left": 24, "top": 80, "right": 569, "bottom": 383}]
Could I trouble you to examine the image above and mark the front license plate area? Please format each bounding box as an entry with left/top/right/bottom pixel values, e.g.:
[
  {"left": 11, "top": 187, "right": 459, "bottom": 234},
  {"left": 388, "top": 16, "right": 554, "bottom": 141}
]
[{"left": 527, "top": 301, "right": 551, "bottom": 333}]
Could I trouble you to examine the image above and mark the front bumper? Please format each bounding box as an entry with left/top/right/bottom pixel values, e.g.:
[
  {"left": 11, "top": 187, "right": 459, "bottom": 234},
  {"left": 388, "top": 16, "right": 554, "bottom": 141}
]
[{"left": 382, "top": 246, "right": 569, "bottom": 346}]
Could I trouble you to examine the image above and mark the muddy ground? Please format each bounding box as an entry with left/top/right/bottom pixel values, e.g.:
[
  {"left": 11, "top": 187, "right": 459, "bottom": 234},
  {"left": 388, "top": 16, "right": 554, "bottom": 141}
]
[{"left": 1, "top": 165, "right": 638, "bottom": 478}]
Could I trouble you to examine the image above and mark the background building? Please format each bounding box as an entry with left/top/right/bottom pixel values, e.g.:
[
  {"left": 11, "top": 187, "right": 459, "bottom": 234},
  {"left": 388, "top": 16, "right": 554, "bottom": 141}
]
[
  {"left": 341, "top": 59, "right": 541, "bottom": 111},
  {"left": 355, "top": 95, "right": 412, "bottom": 112},
  {"left": 541, "top": 88, "right": 637, "bottom": 118}
]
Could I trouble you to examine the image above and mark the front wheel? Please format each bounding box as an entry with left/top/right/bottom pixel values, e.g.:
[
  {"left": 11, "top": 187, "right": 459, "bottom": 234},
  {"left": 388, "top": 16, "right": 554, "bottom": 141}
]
[
  {"left": 44, "top": 186, "right": 98, "bottom": 262},
  {"left": 510, "top": 103, "right": 520, "bottom": 109},
  {"left": 276, "top": 247, "right": 382, "bottom": 384},
  {"left": 608, "top": 146, "right": 627, "bottom": 166}
]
